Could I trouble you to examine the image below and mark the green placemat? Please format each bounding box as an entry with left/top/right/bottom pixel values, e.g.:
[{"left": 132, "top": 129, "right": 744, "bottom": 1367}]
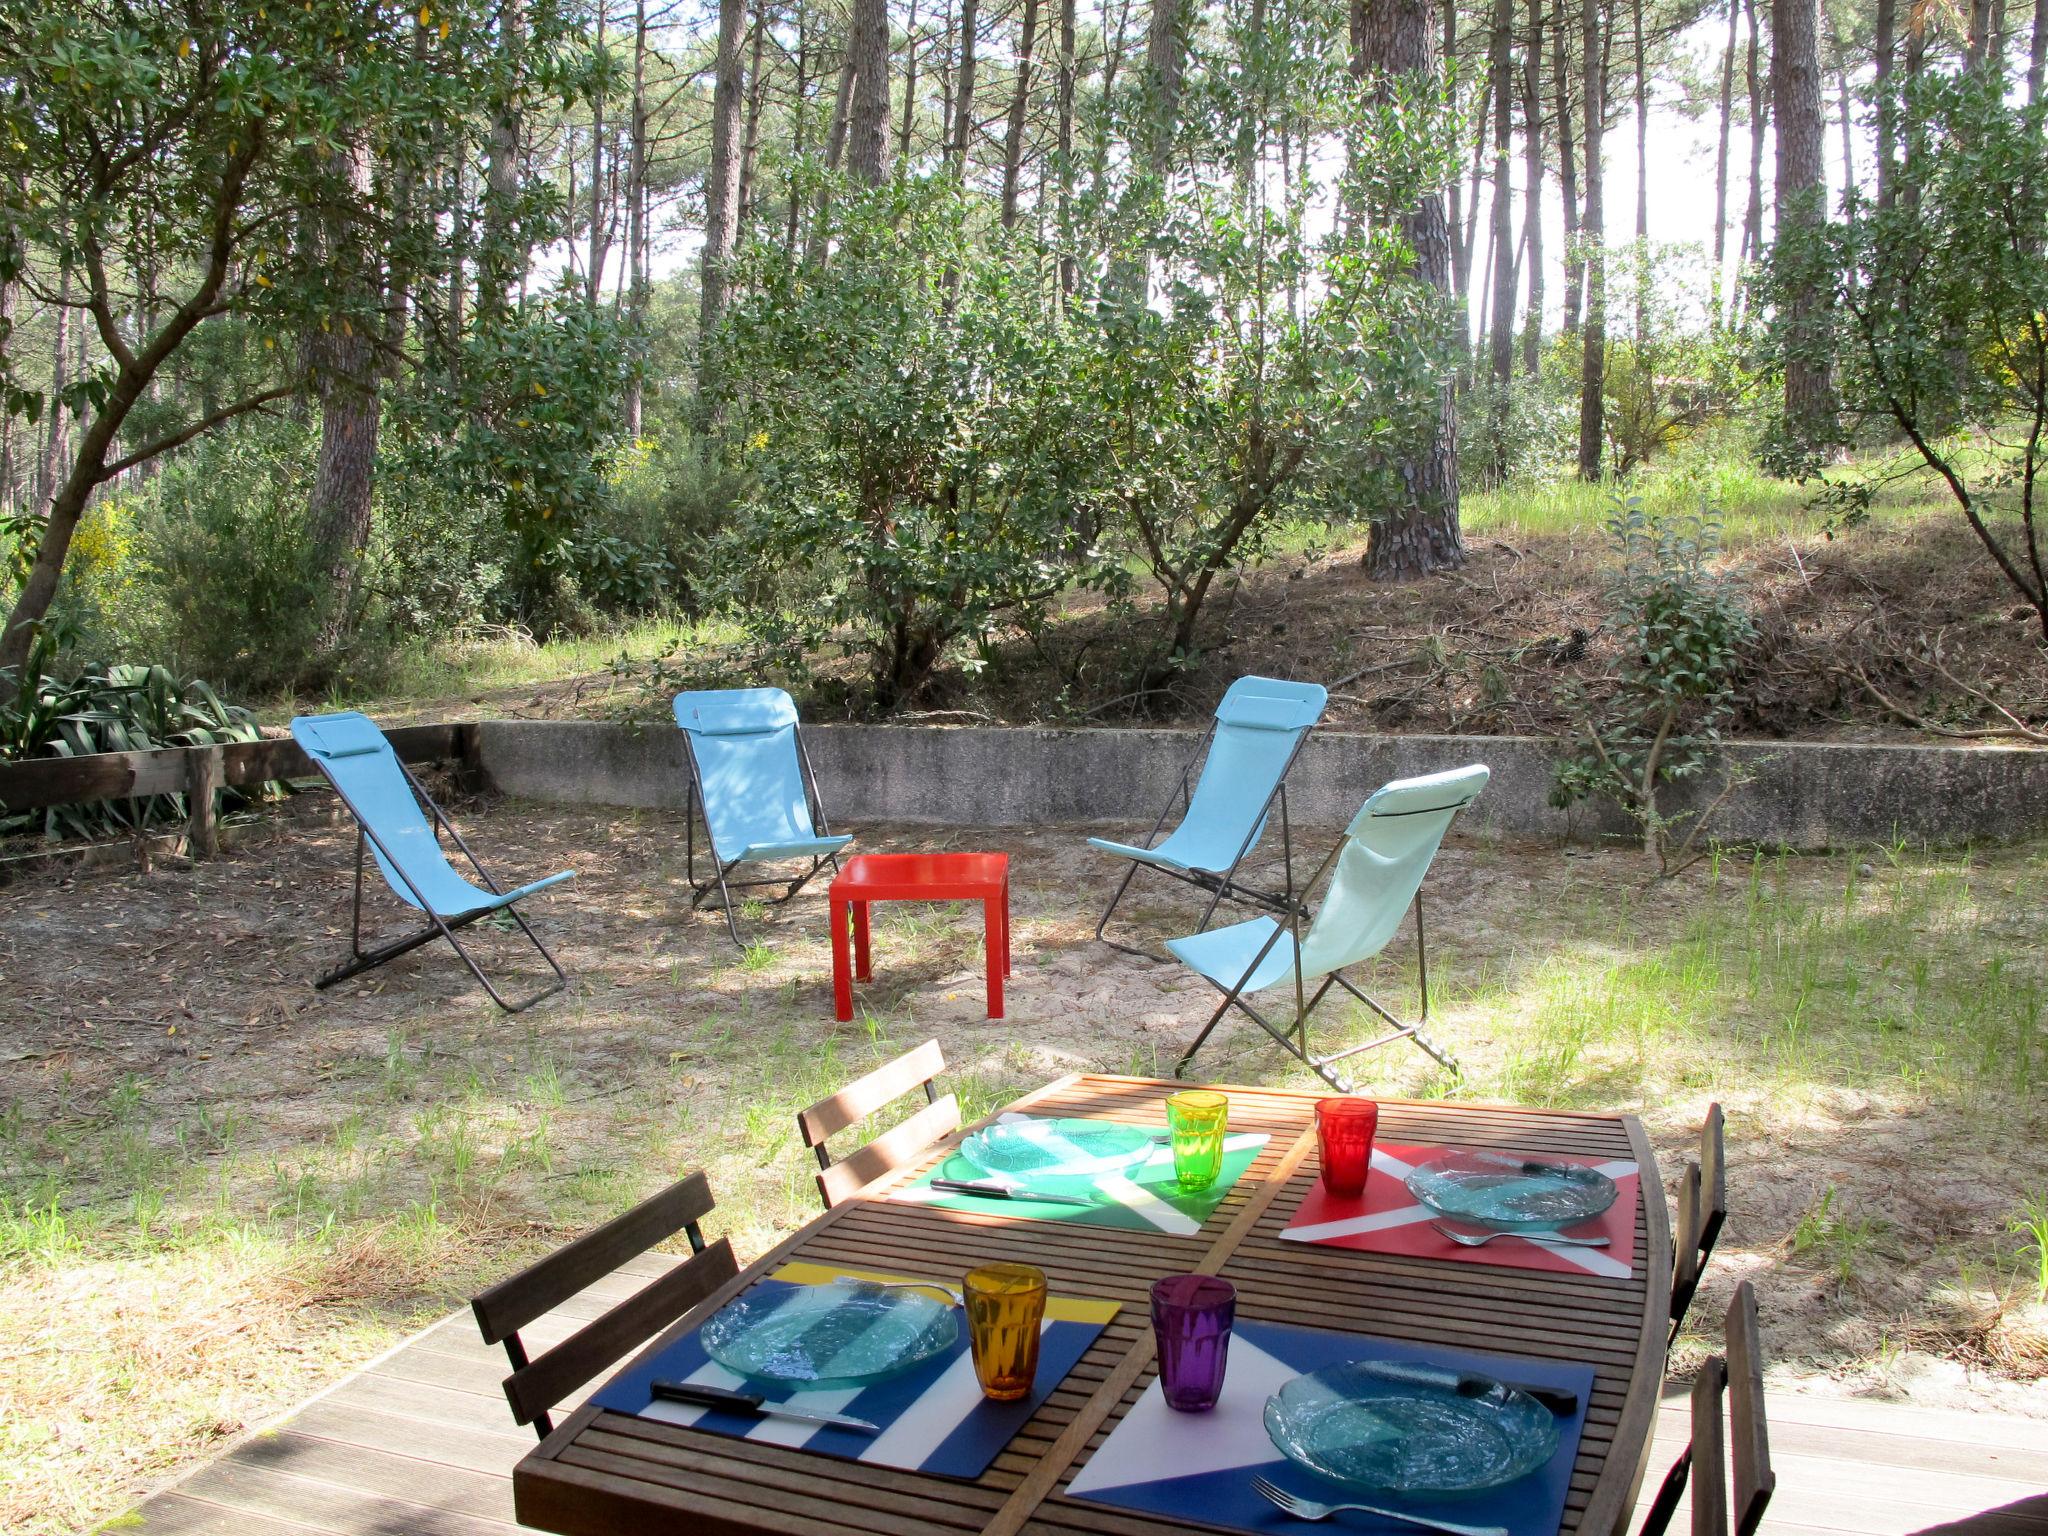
[{"left": 894, "top": 1118, "right": 1269, "bottom": 1236}]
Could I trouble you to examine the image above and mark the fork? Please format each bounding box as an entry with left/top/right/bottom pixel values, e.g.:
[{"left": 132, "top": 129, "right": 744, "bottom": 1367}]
[
  {"left": 1250, "top": 1475, "right": 1509, "bottom": 1536},
  {"left": 1432, "top": 1223, "right": 1609, "bottom": 1248}
]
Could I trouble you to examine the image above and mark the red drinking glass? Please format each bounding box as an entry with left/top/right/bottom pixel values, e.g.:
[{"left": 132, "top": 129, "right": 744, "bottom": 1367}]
[{"left": 1315, "top": 1097, "right": 1379, "bottom": 1198}]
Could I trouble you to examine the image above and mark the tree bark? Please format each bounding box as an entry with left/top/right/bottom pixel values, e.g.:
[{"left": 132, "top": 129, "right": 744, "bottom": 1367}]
[
  {"left": 1827, "top": 0, "right": 1855, "bottom": 200},
  {"left": 950, "top": 0, "right": 980, "bottom": 169},
  {"left": 307, "top": 138, "right": 382, "bottom": 652},
  {"left": 1001, "top": 0, "right": 1042, "bottom": 228},
  {"left": 1356, "top": 0, "right": 1465, "bottom": 578},
  {"left": 1057, "top": 0, "right": 1079, "bottom": 294},
  {"left": 2030, "top": 0, "right": 2046, "bottom": 102},
  {"left": 1576, "top": 0, "right": 1606, "bottom": 480},
  {"left": 479, "top": 0, "right": 526, "bottom": 324},
  {"left": 1773, "top": 0, "right": 1836, "bottom": 441},
  {"left": 1875, "top": 0, "right": 1897, "bottom": 204},
  {"left": 625, "top": 0, "right": 649, "bottom": 434},
  {"left": 699, "top": 0, "right": 748, "bottom": 371},
  {"left": 1555, "top": 0, "right": 1582, "bottom": 334},
  {"left": 1632, "top": 0, "right": 1648, "bottom": 347},
  {"left": 1521, "top": 0, "right": 1545, "bottom": 375},
  {"left": 741, "top": 0, "right": 768, "bottom": 224},
  {"left": 1738, "top": 0, "right": 1766, "bottom": 291},
  {"left": 847, "top": 0, "right": 893, "bottom": 185},
  {"left": 587, "top": 0, "right": 609, "bottom": 309},
  {"left": 34, "top": 269, "right": 72, "bottom": 517},
  {"left": 1485, "top": 0, "right": 1515, "bottom": 479},
  {"left": 1712, "top": 0, "right": 1738, "bottom": 318}
]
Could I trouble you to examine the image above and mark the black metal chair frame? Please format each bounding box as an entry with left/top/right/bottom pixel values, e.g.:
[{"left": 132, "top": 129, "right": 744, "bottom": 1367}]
[
  {"left": 314, "top": 757, "right": 567, "bottom": 1014},
  {"left": 1094, "top": 717, "right": 1313, "bottom": 959},
  {"left": 1172, "top": 798, "right": 1478, "bottom": 1090},
  {"left": 680, "top": 723, "right": 843, "bottom": 947}
]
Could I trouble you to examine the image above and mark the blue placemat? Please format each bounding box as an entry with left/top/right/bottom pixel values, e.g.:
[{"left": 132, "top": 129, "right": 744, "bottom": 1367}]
[
  {"left": 1064, "top": 1318, "right": 1596, "bottom": 1535},
  {"left": 590, "top": 1264, "right": 1119, "bottom": 1481}
]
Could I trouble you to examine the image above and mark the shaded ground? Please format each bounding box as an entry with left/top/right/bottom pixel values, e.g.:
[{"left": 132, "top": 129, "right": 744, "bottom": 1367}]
[{"left": 1, "top": 794, "right": 2045, "bottom": 1533}]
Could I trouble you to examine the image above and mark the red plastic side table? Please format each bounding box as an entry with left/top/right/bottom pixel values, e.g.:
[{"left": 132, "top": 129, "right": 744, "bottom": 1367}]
[{"left": 827, "top": 853, "right": 1011, "bottom": 1022}]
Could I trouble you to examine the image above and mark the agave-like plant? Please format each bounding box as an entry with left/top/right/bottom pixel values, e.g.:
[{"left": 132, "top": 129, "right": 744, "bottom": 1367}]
[{"left": 0, "top": 624, "right": 281, "bottom": 841}]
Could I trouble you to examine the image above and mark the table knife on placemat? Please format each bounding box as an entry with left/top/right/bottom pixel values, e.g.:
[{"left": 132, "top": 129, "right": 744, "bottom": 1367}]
[
  {"left": 1350, "top": 1360, "right": 1580, "bottom": 1417},
  {"left": 648, "top": 1379, "right": 881, "bottom": 1433},
  {"left": 932, "top": 1177, "right": 1097, "bottom": 1207}
]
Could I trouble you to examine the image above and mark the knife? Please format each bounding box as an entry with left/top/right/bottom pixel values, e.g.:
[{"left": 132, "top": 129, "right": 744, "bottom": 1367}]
[
  {"left": 1350, "top": 1360, "right": 1579, "bottom": 1417},
  {"left": 1470, "top": 1150, "right": 1588, "bottom": 1180},
  {"left": 932, "top": 1177, "right": 1097, "bottom": 1207},
  {"left": 648, "top": 1379, "right": 881, "bottom": 1434}
]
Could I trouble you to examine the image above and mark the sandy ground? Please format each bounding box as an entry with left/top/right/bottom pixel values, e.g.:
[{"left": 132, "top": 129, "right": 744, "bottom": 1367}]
[{"left": 0, "top": 792, "right": 2044, "bottom": 1529}]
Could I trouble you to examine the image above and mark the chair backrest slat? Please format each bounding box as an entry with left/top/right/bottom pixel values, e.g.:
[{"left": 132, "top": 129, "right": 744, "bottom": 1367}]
[
  {"left": 816, "top": 1093, "right": 962, "bottom": 1208},
  {"left": 1295, "top": 765, "right": 1489, "bottom": 981},
  {"left": 1689, "top": 1356, "right": 1731, "bottom": 1536},
  {"left": 799, "top": 1040, "right": 948, "bottom": 1145},
  {"left": 472, "top": 1171, "right": 716, "bottom": 1345},
  {"left": 1671, "top": 1160, "right": 1704, "bottom": 1323},
  {"left": 1725, "top": 1280, "right": 1775, "bottom": 1536},
  {"left": 1699, "top": 1102, "right": 1728, "bottom": 1257},
  {"left": 673, "top": 689, "right": 816, "bottom": 860},
  {"left": 291, "top": 711, "right": 466, "bottom": 914},
  {"left": 502, "top": 1237, "right": 739, "bottom": 1427}
]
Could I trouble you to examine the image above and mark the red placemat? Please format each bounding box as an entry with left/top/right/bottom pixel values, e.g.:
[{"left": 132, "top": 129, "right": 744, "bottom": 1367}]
[{"left": 1279, "top": 1142, "right": 1639, "bottom": 1278}]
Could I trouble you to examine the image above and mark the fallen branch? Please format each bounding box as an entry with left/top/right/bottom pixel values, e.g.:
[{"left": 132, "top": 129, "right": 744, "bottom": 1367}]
[{"left": 1841, "top": 664, "right": 2048, "bottom": 744}]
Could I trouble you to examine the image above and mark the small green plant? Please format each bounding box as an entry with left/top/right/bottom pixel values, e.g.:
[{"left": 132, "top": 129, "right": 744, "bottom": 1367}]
[
  {"left": 1550, "top": 497, "right": 1756, "bottom": 877},
  {"left": 1792, "top": 1185, "right": 1891, "bottom": 1288},
  {"left": 2010, "top": 1195, "right": 2048, "bottom": 1303}
]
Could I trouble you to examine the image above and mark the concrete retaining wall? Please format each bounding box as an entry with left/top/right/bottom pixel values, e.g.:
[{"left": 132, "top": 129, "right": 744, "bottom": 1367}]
[{"left": 473, "top": 720, "right": 2048, "bottom": 851}]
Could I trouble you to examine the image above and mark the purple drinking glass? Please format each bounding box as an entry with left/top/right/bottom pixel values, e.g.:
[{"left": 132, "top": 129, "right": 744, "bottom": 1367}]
[{"left": 1150, "top": 1275, "right": 1236, "bottom": 1412}]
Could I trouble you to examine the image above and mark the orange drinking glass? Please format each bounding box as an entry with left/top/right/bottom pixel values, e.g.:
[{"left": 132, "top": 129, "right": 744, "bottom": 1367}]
[{"left": 964, "top": 1262, "right": 1047, "bottom": 1401}]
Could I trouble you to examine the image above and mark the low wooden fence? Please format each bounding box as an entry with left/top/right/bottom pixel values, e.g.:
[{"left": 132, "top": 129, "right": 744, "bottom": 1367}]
[{"left": 0, "top": 723, "right": 477, "bottom": 860}]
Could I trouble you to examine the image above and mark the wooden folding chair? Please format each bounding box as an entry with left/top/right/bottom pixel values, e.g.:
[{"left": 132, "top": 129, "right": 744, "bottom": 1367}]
[
  {"left": 470, "top": 1170, "right": 738, "bottom": 1439},
  {"left": 1640, "top": 1280, "right": 1775, "bottom": 1536},
  {"left": 1671, "top": 1103, "right": 1728, "bottom": 1345},
  {"left": 798, "top": 1039, "right": 960, "bottom": 1209}
]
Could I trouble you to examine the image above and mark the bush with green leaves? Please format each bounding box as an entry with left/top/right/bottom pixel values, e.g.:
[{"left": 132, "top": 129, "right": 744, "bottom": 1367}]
[
  {"left": 710, "top": 177, "right": 1111, "bottom": 708},
  {"left": 1551, "top": 497, "right": 1756, "bottom": 874}
]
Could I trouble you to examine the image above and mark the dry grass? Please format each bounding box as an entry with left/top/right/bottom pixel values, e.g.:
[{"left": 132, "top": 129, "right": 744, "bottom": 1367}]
[{"left": 1, "top": 802, "right": 2046, "bottom": 1533}]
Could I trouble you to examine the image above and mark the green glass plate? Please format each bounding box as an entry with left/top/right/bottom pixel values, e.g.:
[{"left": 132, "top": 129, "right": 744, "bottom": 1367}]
[
  {"left": 1264, "top": 1362, "right": 1560, "bottom": 1499},
  {"left": 1405, "top": 1149, "right": 1618, "bottom": 1233},
  {"left": 699, "top": 1280, "right": 959, "bottom": 1388},
  {"left": 956, "top": 1118, "right": 1159, "bottom": 1180}
]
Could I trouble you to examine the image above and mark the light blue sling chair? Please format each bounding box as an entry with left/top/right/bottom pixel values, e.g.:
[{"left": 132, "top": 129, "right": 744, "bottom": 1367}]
[
  {"left": 1167, "top": 764, "right": 1489, "bottom": 1089},
  {"left": 672, "top": 688, "right": 850, "bottom": 945},
  {"left": 1089, "top": 675, "right": 1328, "bottom": 956},
  {"left": 290, "top": 712, "right": 573, "bottom": 1012}
]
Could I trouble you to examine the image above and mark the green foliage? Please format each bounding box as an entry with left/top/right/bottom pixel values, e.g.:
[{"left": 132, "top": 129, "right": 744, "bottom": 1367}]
[
  {"left": 711, "top": 177, "right": 1108, "bottom": 708},
  {"left": 1772, "top": 69, "right": 2048, "bottom": 636},
  {"left": 1551, "top": 497, "right": 1756, "bottom": 873},
  {"left": 2012, "top": 1195, "right": 2048, "bottom": 1304},
  {"left": 0, "top": 623, "right": 275, "bottom": 841}
]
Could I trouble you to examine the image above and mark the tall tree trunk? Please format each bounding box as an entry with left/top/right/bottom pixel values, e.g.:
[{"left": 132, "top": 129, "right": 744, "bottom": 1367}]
[
  {"left": 1057, "top": 0, "right": 1079, "bottom": 294},
  {"left": 1738, "top": 0, "right": 1766, "bottom": 290},
  {"left": 1874, "top": 0, "right": 1896, "bottom": 204},
  {"left": 699, "top": 0, "right": 748, "bottom": 380},
  {"left": 1773, "top": 0, "right": 1836, "bottom": 441},
  {"left": 1712, "top": 0, "right": 1738, "bottom": 321},
  {"left": 1356, "top": 0, "right": 1465, "bottom": 577},
  {"left": 1444, "top": 0, "right": 1466, "bottom": 321},
  {"left": 2030, "top": 0, "right": 2047, "bottom": 101},
  {"left": 35, "top": 271, "right": 72, "bottom": 516},
  {"left": 480, "top": 0, "right": 526, "bottom": 324},
  {"left": 1486, "top": 0, "right": 1515, "bottom": 479},
  {"left": 1827, "top": 0, "right": 1855, "bottom": 200},
  {"left": 307, "top": 140, "right": 382, "bottom": 653},
  {"left": 587, "top": 0, "right": 609, "bottom": 309},
  {"left": 1521, "top": 0, "right": 1545, "bottom": 375},
  {"left": 1632, "top": 0, "right": 1649, "bottom": 348},
  {"left": 847, "top": 0, "right": 892, "bottom": 184},
  {"left": 786, "top": 3, "right": 812, "bottom": 255},
  {"left": 1967, "top": 0, "right": 1996, "bottom": 68},
  {"left": 741, "top": 0, "right": 768, "bottom": 223},
  {"left": 950, "top": 0, "right": 979, "bottom": 169},
  {"left": 625, "top": 0, "right": 649, "bottom": 434},
  {"left": 1142, "top": 0, "right": 1186, "bottom": 183},
  {"left": 1576, "top": 0, "right": 1606, "bottom": 480},
  {"left": 1001, "top": 0, "right": 1042, "bottom": 228},
  {"left": 1555, "top": 0, "right": 1582, "bottom": 334},
  {"left": 898, "top": 0, "right": 922, "bottom": 160}
]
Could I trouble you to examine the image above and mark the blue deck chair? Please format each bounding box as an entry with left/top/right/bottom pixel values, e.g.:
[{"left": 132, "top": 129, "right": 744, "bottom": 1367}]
[
  {"left": 673, "top": 688, "right": 850, "bottom": 945},
  {"left": 1088, "top": 675, "right": 1328, "bottom": 956},
  {"left": 290, "top": 712, "right": 573, "bottom": 1012},
  {"left": 1166, "top": 764, "right": 1489, "bottom": 1089}
]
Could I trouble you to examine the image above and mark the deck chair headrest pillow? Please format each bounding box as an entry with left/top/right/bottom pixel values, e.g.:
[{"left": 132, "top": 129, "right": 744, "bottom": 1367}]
[
  {"left": 674, "top": 687, "right": 800, "bottom": 738},
  {"left": 296, "top": 712, "right": 392, "bottom": 761},
  {"left": 1214, "top": 676, "right": 1329, "bottom": 733},
  {"left": 1349, "top": 763, "right": 1492, "bottom": 832}
]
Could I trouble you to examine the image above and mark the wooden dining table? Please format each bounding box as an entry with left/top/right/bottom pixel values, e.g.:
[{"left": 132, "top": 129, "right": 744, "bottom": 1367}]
[{"left": 513, "top": 1073, "right": 1673, "bottom": 1536}]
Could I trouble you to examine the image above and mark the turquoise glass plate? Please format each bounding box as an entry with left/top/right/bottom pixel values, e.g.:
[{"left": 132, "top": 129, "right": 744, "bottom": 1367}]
[
  {"left": 956, "top": 1118, "right": 1158, "bottom": 1180},
  {"left": 699, "top": 1280, "right": 959, "bottom": 1388},
  {"left": 1405, "top": 1149, "right": 1618, "bottom": 1233},
  {"left": 1263, "top": 1362, "right": 1560, "bottom": 1499}
]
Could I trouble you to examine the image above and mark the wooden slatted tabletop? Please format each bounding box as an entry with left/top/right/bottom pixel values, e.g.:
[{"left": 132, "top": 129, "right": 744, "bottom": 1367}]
[{"left": 513, "top": 1074, "right": 1672, "bottom": 1536}]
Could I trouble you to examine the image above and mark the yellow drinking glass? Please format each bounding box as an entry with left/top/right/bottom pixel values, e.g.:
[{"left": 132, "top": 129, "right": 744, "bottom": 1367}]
[
  {"left": 964, "top": 1262, "right": 1048, "bottom": 1402},
  {"left": 1167, "top": 1090, "right": 1229, "bottom": 1192}
]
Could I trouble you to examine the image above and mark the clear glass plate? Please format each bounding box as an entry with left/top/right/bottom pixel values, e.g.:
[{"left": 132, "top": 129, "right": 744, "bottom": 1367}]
[
  {"left": 699, "top": 1280, "right": 959, "bottom": 1388},
  {"left": 1405, "top": 1149, "right": 1618, "bottom": 1233},
  {"left": 956, "top": 1118, "right": 1159, "bottom": 1180},
  {"left": 1263, "top": 1362, "right": 1560, "bottom": 1499}
]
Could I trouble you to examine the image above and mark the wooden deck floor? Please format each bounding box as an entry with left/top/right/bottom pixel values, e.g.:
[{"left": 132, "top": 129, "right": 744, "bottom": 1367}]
[{"left": 122, "top": 1258, "right": 2047, "bottom": 1536}]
